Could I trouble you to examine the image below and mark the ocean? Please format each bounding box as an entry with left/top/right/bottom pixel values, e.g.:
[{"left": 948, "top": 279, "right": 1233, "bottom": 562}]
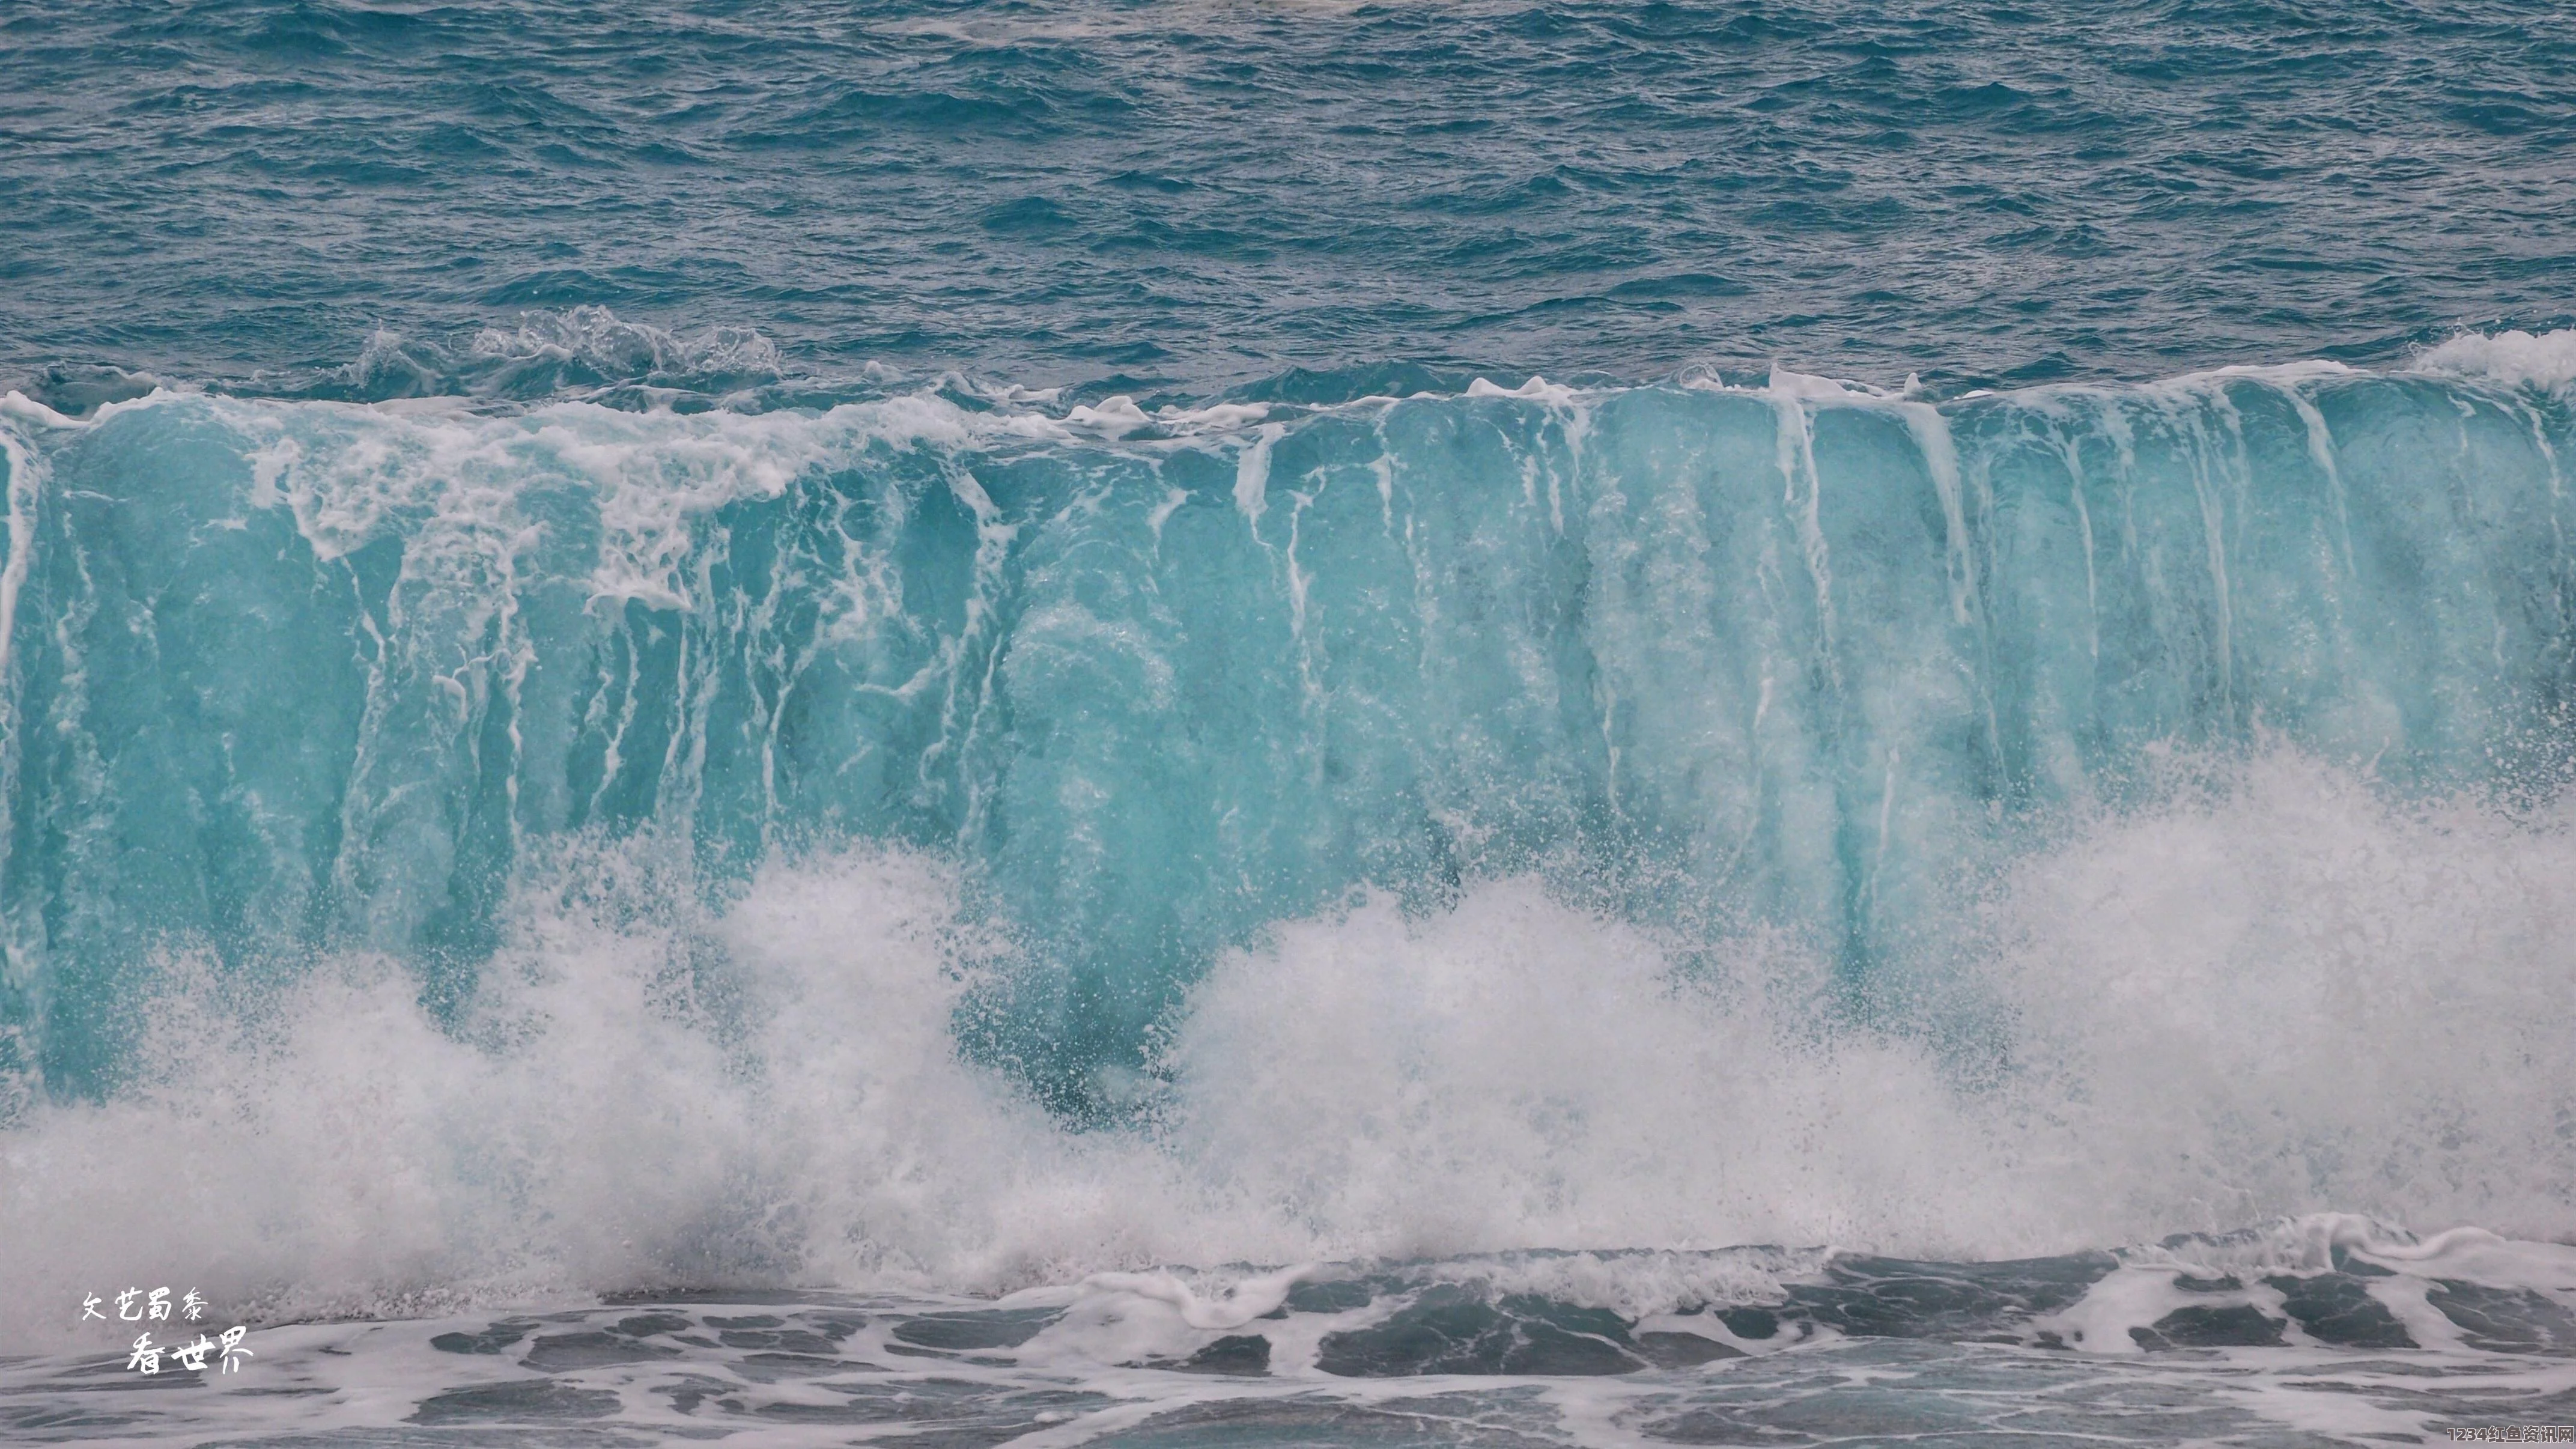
[{"left": 3, "top": 1, "right": 2575, "bottom": 1444}]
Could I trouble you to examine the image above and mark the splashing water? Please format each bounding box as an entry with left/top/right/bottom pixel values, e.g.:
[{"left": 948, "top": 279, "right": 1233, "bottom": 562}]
[{"left": 5, "top": 346, "right": 2575, "bottom": 1348}]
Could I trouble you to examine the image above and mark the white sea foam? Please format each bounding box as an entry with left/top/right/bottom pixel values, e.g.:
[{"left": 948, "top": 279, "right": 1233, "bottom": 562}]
[
  {"left": 2416, "top": 328, "right": 2576, "bottom": 392},
  {"left": 4, "top": 746, "right": 2573, "bottom": 1353},
  {"left": 5, "top": 348, "right": 2574, "bottom": 1364}
]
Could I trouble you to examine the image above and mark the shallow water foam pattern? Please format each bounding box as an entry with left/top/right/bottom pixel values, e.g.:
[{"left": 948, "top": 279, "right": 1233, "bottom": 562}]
[{"left": 10, "top": 1227, "right": 2576, "bottom": 1447}]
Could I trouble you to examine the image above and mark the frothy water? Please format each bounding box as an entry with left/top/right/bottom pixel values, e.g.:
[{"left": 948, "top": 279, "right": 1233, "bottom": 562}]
[
  {"left": 7, "top": 746, "right": 2576, "bottom": 1334},
  {"left": 6, "top": 345, "right": 2576, "bottom": 1439},
  {"left": 10, "top": 1226, "right": 2576, "bottom": 1445}
]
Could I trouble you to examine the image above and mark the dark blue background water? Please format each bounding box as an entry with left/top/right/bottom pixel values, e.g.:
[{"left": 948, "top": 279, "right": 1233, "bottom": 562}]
[{"left": 5, "top": 0, "right": 2571, "bottom": 403}]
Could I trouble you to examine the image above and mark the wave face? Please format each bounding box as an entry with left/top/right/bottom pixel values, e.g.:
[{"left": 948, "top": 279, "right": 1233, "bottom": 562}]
[{"left": 4, "top": 350, "right": 2576, "bottom": 1343}]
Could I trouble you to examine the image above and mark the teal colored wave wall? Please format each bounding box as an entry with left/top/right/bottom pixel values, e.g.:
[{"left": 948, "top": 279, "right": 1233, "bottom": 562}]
[{"left": 3, "top": 369, "right": 2571, "bottom": 1111}]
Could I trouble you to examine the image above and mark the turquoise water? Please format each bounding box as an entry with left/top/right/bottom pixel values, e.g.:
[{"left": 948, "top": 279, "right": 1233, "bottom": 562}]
[
  {"left": 5, "top": 3, "right": 2576, "bottom": 1445},
  {"left": 8, "top": 364, "right": 2576, "bottom": 1117}
]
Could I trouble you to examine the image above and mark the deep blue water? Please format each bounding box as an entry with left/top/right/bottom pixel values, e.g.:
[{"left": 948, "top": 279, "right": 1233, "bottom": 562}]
[
  {"left": 4, "top": 0, "right": 2572, "bottom": 402},
  {"left": 5, "top": 4, "right": 2576, "bottom": 1446}
]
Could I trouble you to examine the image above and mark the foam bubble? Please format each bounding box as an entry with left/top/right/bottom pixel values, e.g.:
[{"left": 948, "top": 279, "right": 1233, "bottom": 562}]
[
  {"left": 2416, "top": 328, "right": 2576, "bottom": 392},
  {"left": 1985, "top": 750, "right": 2576, "bottom": 1245},
  {"left": 5, "top": 747, "right": 2572, "bottom": 1353}
]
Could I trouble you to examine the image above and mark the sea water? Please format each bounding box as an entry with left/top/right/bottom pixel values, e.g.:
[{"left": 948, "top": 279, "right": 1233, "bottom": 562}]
[{"left": 3, "top": 2, "right": 2574, "bottom": 1445}]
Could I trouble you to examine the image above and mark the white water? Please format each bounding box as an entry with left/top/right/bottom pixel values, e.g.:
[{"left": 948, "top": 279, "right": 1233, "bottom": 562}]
[{"left": 5, "top": 746, "right": 2572, "bottom": 1354}]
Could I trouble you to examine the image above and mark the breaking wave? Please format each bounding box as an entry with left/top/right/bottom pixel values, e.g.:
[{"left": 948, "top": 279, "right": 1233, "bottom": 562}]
[{"left": 3, "top": 335, "right": 2574, "bottom": 1349}]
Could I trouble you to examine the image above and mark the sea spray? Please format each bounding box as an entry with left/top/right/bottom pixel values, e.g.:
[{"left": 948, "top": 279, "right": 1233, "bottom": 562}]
[{"left": 4, "top": 355, "right": 2575, "bottom": 1350}]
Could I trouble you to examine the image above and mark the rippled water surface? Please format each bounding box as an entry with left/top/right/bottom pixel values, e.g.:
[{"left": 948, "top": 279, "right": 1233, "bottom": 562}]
[{"left": 4, "top": 0, "right": 2572, "bottom": 399}]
